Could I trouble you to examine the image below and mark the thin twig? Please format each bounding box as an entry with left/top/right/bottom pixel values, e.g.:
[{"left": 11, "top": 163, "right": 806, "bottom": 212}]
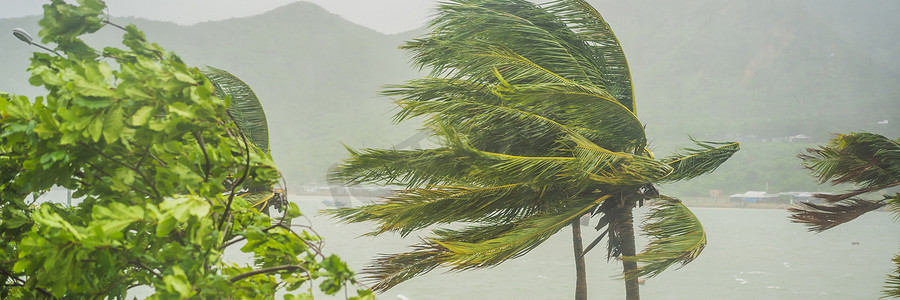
[
  {"left": 218, "top": 224, "right": 280, "bottom": 250},
  {"left": 276, "top": 224, "right": 325, "bottom": 259},
  {"left": 132, "top": 261, "right": 162, "bottom": 279}
]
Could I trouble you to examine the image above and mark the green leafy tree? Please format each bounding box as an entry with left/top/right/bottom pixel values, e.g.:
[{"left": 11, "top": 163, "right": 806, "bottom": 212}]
[
  {"left": 788, "top": 132, "right": 900, "bottom": 298},
  {"left": 0, "top": 0, "right": 370, "bottom": 299},
  {"left": 326, "top": 0, "right": 739, "bottom": 299}
]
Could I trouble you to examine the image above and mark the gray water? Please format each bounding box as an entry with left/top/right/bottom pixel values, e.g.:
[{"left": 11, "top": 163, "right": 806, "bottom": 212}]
[
  {"left": 33, "top": 191, "right": 900, "bottom": 299},
  {"left": 298, "top": 196, "right": 900, "bottom": 300}
]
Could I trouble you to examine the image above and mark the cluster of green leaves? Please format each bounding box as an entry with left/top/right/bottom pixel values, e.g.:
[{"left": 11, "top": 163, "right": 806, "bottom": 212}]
[
  {"left": 327, "top": 0, "right": 739, "bottom": 293},
  {"left": 0, "top": 0, "right": 369, "bottom": 299}
]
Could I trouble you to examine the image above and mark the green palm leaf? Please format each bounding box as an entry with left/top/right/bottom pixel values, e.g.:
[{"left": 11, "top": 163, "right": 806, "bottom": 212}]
[
  {"left": 328, "top": 184, "right": 569, "bottom": 236},
  {"left": 356, "top": 195, "right": 609, "bottom": 291},
  {"left": 543, "top": 0, "right": 636, "bottom": 112},
  {"left": 659, "top": 139, "right": 741, "bottom": 183},
  {"left": 800, "top": 132, "right": 900, "bottom": 190},
  {"left": 202, "top": 66, "right": 270, "bottom": 152},
  {"left": 622, "top": 196, "right": 706, "bottom": 279},
  {"left": 434, "top": 195, "right": 607, "bottom": 269},
  {"left": 886, "top": 253, "right": 900, "bottom": 298},
  {"left": 410, "top": 0, "right": 594, "bottom": 84},
  {"left": 788, "top": 198, "right": 887, "bottom": 232}
]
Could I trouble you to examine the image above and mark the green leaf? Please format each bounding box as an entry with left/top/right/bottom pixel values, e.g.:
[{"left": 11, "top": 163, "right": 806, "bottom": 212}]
[
  {"left": 103, "top": 106, "right": 124, "bottom": 144},
  {"left": 174, "top": 72, "right": 196, "bottom": 84},
  {"left": 287, "top": 202, "right": 302, "bottom": 219},
  {"left": 163, "top": 265, "right": 193, "bottom": 298},
  {"left": 161, "top": 196, "right": 210, "bottom": 222},
  {"left": 74, "top": 78, "right": 115, "bottom": 98},
  {"left": 1, "top": 210, "right": 30, "bottom": 229},
  {"left": 131, "top": 106, "right": 155, "bottom": 126},
  {"left": 168, "top": 102, "right": 195, "bottom": 118},
  {"left": 156, "top": 215, "right": 177, "bottom": 237},
  {"left": 73, "top": 95, "right": 114, "bottom": 108},
  {"left": 88, "top": 115, "right": 103, "bottom": 142}
]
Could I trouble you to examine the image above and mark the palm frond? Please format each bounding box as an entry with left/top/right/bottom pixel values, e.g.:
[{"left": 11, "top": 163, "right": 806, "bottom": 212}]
[
  {"left": 622, "top": 196, "right": 706, "bottom": 279},
  {"left": 328, "top": 147, "right": 471, "bottom": 188},
  {"left": 543, "top": 0, "right": 636, "bottom": 112},
  {"left": 410, "top": 0, "right": 594, "bottom": 84},
  {"left": 492, "top": 82, "right": 646, "bottom": 150},
  {"left": 325, "top": 184, "right": 569, "bottom": 236},
  {"left": 788, "top": 199, "right": 887, "bottom": 232},
  {"left": 800, "top": 132, "right": 900, "bottom": 189},
  {"left": 573, "top": 145, "right": 672, "bottom": 186},
  {"left": 361, "top": 240, "right": 450, "bottom": 292},
  {"left": 202, "top": 66, "right": 270, "bottom": 152},
  {"left": 885, "top": 253, "right": 900, "bottom": 298},
  {"left": 432, "top": 195, "right": 609, "bottom": 270},
  {"left": 357, "top": 195, "right": 606, "bottom": 292},
  {"left": 659, "top": 139, "right": 740, "bottom": 183},
  {"left": 240, "top": 190, "right": 275, "bottom": 212}
]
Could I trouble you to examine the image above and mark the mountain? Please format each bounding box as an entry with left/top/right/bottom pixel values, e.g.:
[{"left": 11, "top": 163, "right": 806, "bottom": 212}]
[
  {"left": 1, "top": 2, "right": 421, "bottom": 185},
  {"left": 591, "top": 0, "right": 899, "bottom": 146},
  {"left": 1, "top": 1, "right": 897, "bottom": 193}
]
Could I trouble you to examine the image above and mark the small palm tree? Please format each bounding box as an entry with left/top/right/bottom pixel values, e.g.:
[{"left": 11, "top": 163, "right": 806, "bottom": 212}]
[
  {"left": 327, "top": 1, "right": 739, "bottom": 299},
  {"left": 788, "top": 132, "right": 900, "bottom": 298}
]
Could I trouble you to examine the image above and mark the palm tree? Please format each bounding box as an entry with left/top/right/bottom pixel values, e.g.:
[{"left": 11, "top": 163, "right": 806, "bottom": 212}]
[
  {"left": 327, "top": 1, "right": 739, "bottom": 299},
  {"left": 788, "top": 132, "right": 900, "bottom": 298},
  {"left": 202, "top": 67, "right": 285, "bottom": 214}
]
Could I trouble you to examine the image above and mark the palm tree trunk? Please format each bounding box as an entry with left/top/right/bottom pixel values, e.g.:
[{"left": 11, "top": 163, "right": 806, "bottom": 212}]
[
  {"left": 572, "top": 221, "right": 587, "bottom": 300},
  {"left": 619, "top": 206, "right": 640, "bottom": 300}
]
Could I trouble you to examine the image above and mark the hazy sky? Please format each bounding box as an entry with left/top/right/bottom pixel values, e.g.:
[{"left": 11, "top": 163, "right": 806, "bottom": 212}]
[{"left": 1, "top": 0, "right": 438, "bottom": 34}]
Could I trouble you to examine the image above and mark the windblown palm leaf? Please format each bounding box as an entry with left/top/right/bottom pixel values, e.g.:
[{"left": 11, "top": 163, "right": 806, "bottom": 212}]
[
  {"left": 788, "top": 198, "right": 887, "bottom": 232},
  {"left": 886, "top": 254, "right": 900, "bottom": 298},
  {"left": 789, "top": 132, "right": 899, "bottom": 297},
  {"left": 659, "top": 139, "right": 741, "bottom": 183},
  {"left": 622, "top": 196, "right": 706, "bottom": 279},
  {"left": 327, "top": 0, "right": 739, "bottom": 295},
  {"left": 798, "top": 132, "right": 900, "bottom": 202},
  {"left": 202, "top": 66, "right": 270, "bottom": 153},
  {"left": 202, "top": 67, "right": 276, "bottom": 212}
]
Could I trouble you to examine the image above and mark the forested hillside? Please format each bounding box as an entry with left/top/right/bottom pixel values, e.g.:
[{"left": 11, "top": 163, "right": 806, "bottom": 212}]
[{"left": 1, "top": 0, "right": 896, "bottom": 194}]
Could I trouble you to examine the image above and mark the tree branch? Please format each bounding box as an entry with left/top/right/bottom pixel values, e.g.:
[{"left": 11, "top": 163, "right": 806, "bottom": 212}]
[
  {"left": 193, "top": 131, "right": 211, "bottom": 182},
  {"left": 219, "top": 117, "right": 252, "bottom": 230},
  {"left": 229, "top": 265, "right": 306, "bottom": 283}
]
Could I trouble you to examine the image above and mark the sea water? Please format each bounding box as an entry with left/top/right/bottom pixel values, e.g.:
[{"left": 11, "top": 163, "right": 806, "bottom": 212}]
[{"left": 297, "top": 196, "right": 900, "bottom": 300}]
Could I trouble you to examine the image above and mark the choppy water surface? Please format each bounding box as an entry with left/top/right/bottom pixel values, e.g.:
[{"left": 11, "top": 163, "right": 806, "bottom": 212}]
[{"left": 297, "top": 196, "right": 900, "bottom": 300}]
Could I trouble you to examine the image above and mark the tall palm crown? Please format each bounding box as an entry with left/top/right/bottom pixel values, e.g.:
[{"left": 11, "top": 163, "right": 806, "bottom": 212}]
[{"left": 329, "top": 0, "right": 739, "bottom": 293}]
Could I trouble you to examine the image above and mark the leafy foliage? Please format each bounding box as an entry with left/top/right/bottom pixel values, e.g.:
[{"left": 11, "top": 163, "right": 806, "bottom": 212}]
[
  {"left": 0, "top": 1, "right": 369, "bottom": 298},
  {"left": 327, "top": 0, "right": 739, "bottom": 295},
  {"left": 788, "top": 132, "right": 899, "bottom": 297}
]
